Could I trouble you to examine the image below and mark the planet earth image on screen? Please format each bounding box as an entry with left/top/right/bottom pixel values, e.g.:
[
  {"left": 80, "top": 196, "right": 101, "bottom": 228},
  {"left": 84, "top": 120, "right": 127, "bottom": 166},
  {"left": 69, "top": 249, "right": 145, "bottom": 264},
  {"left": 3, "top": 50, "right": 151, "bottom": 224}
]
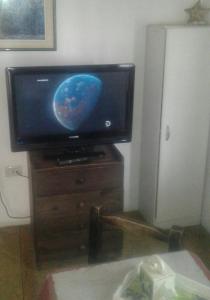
[{"left": 53, "top": 74, "right": 102, "bottom": 130}]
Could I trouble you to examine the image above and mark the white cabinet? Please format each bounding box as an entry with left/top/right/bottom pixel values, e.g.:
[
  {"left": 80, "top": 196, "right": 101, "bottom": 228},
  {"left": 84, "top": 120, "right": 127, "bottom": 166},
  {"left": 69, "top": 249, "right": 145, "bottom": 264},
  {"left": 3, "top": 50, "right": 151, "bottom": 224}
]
[{"left": 139, "top": 25, "right": 210, "bottom": 229}]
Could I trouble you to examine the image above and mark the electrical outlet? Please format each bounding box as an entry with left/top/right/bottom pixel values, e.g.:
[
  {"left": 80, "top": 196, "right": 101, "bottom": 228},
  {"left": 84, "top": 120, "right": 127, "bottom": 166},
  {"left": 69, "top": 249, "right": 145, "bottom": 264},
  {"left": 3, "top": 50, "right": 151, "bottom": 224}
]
[{"left": 5, "top": 165, "right": 23, "bottom": 177}]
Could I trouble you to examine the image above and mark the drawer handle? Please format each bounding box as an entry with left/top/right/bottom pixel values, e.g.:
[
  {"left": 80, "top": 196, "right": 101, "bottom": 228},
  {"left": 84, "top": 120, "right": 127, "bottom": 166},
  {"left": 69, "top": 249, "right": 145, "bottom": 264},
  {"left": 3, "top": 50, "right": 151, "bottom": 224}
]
[
  {"left": 75, "top": 177, "right": 86, "bottom": 185},
  {"left": 52, "top": 206, "right": 59, "bottom": 211},
  {"left": 78, "top": 202, "right": 85, "bottom": 208},
  {"left": 165, "top": 125, "right": 170, "bottom": 141},
  {"left": 79, "top": 223, "right": 85, "bottom": 230},
  {"left": 79, "top": 244, "right": 86, "bottom": 251}
]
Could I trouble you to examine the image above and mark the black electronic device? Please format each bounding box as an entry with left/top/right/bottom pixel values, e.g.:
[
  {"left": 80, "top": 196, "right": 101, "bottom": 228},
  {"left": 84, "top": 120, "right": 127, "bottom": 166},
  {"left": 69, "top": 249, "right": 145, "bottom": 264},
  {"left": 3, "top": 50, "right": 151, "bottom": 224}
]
[
  {"left": 6, "top": 63, "right": 135, "bottom": 155},
  {"left": 57, "top": 150, "right": 105, "bottom": 166}
]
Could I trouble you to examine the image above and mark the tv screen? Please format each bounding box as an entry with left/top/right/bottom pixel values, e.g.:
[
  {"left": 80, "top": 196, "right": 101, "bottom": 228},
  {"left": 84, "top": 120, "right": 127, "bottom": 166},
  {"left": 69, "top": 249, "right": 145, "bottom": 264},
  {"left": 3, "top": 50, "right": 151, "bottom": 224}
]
[{"left": 6, "top": 64, "right": 135, "bottom": 152}]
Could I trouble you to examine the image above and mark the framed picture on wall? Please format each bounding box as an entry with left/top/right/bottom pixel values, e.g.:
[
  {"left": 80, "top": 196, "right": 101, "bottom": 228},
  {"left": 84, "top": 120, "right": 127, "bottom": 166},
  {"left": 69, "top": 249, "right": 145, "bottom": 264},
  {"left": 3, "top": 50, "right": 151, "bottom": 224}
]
[{"left": 0, "top": 0, "right": 56, "bottom": 51}]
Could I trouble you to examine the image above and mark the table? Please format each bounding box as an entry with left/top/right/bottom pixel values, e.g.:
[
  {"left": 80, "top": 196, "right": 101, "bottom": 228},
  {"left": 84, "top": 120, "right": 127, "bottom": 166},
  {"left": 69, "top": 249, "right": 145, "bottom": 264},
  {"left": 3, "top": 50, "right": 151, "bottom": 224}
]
[{"left": 39, "top": 251, "right": 210, "bottom": 300}]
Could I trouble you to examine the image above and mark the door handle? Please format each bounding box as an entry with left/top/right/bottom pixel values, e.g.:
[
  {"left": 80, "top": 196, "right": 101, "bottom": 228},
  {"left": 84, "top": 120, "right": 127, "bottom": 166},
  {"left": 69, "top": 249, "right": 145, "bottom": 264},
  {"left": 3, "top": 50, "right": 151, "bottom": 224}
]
[{"left": 165, "top": 125, "right": 170, "bottom": 141}]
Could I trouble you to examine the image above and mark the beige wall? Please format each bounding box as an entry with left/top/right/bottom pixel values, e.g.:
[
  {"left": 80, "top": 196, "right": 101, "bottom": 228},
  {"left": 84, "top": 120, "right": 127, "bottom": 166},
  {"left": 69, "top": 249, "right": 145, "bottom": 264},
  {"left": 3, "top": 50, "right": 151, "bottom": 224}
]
[{"left": 0, "top": 0, "right": 207, "bottom": 227}]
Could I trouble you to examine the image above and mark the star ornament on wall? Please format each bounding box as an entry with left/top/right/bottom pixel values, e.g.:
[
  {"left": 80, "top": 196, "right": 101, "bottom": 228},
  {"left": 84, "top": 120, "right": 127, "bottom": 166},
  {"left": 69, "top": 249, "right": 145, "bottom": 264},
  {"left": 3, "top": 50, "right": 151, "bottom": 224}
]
[{"left": 185, "top": 0, "right": 210, "bottom": 24}]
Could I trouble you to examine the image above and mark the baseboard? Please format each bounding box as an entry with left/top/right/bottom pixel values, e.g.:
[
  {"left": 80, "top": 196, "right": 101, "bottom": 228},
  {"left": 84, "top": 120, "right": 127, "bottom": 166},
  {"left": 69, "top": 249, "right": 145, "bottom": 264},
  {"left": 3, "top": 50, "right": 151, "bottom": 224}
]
[
  {"left": 201, "top": 215, "right": 210, "bottom": 233},
  {"left": 154, "top": 215, "right": 200, "bottom": 229},
  {"left": 0, "top": 219, "right": 30, "bottom": 228}
]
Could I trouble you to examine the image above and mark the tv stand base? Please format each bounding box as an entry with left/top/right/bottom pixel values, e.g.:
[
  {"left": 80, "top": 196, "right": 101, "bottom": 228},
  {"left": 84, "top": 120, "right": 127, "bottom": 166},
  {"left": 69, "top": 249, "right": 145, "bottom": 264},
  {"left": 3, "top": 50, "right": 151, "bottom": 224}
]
[{"left": 29, "top": 144, "right": 124, "bottom": 265}]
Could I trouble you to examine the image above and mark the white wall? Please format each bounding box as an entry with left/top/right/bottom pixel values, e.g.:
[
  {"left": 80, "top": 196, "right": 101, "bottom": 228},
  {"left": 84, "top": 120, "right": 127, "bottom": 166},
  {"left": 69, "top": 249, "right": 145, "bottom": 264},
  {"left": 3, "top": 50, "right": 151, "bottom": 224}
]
[{"left": 0, "top": 0, "right": 207, "bottom": 227}]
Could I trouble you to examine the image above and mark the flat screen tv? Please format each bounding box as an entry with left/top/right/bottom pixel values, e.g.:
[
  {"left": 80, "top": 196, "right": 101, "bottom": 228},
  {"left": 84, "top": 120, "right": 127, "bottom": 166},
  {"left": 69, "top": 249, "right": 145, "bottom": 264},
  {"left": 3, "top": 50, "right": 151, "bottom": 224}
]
[{"left": 6, "top": 64, "right": 135, "bottom": 153}]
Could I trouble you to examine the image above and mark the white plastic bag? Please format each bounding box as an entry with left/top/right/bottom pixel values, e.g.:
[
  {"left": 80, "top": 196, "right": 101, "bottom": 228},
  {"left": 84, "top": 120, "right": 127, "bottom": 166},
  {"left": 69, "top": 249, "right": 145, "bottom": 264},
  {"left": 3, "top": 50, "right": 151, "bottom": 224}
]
[
  {"left": 113, "top": 255, "right": 175, "bottom": 300},
  {"left": 113, "top": 255, "right": 210, "bottom": 300}
]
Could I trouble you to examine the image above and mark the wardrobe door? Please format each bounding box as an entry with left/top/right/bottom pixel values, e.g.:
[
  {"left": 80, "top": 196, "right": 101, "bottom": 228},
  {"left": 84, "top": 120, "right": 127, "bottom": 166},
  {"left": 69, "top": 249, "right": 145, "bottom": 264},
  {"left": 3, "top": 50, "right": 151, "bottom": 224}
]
[{"left": 156, "top": 28, "right": 210, "bottom": 227}]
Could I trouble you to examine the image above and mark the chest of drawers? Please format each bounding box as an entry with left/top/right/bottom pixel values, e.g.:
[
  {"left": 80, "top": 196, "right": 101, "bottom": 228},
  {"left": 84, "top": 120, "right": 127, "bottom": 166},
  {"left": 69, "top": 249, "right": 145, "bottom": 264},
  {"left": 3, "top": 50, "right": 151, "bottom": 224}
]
[{"left": 29, "top": 145, "right": 124, "bottom": 265}]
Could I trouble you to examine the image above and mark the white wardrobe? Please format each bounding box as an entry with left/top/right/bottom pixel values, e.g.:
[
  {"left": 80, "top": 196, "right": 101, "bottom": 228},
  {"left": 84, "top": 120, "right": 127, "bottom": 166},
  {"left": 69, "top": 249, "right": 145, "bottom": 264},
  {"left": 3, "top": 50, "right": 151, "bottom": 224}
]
[{"left": 139, "top": 25, "right": 210, "bottom": 229}]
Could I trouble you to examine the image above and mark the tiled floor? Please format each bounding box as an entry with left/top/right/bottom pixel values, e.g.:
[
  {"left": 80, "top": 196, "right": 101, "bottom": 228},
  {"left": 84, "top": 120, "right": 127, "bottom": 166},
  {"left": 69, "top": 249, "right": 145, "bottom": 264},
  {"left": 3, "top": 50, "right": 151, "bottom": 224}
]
[{"left": 0, "top": 223, "right": 210, "bottom": 300}]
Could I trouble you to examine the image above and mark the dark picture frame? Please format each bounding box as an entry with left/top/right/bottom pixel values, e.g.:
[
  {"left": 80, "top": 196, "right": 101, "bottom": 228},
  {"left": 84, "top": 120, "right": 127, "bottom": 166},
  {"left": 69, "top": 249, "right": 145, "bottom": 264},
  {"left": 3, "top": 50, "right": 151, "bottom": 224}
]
[{"left": 0, "top": 0, "right": 56, "bottom": 50}]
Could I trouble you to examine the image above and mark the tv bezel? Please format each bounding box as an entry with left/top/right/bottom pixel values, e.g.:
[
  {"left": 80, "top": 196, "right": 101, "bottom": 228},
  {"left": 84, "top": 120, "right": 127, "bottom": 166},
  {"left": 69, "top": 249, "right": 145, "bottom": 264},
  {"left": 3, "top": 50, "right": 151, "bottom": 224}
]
[{"left": 6, "top": 64, "right": 135, "bottom": 152}]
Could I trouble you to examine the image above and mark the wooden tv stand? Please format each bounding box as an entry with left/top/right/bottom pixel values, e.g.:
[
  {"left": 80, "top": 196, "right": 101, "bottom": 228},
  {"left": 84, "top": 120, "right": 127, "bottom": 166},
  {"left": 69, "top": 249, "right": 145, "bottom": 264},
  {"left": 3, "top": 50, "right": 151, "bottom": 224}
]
[{"left": 28, "top": 144, "right": 124, "bottom": 265}]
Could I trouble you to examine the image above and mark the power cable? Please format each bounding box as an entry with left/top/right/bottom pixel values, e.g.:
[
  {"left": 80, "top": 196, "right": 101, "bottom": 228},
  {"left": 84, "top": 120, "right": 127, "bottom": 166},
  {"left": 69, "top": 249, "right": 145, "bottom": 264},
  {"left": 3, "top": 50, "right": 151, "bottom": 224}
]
[
  {"left": 0, "top": 191, "right": 30, "bottom": 219},
  {"left": 15, "top": 170, "right": 29, "bottom": 179}
]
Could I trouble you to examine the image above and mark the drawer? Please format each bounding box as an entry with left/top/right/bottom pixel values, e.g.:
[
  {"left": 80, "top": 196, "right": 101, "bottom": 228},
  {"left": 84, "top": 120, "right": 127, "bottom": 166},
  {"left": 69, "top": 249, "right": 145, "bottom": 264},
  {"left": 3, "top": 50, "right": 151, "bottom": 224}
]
[
  {"left": 33, "top": 164, "right": 123, "bottom": 196},
  {"left": 36, "top": 229, "right": 88, "bottom": 256},
  {"left": 35, "top": 214, "right": 89, "bottom": 233},
  {"left": 34, "top": 188, "right": 123, "bottom": 230}
]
